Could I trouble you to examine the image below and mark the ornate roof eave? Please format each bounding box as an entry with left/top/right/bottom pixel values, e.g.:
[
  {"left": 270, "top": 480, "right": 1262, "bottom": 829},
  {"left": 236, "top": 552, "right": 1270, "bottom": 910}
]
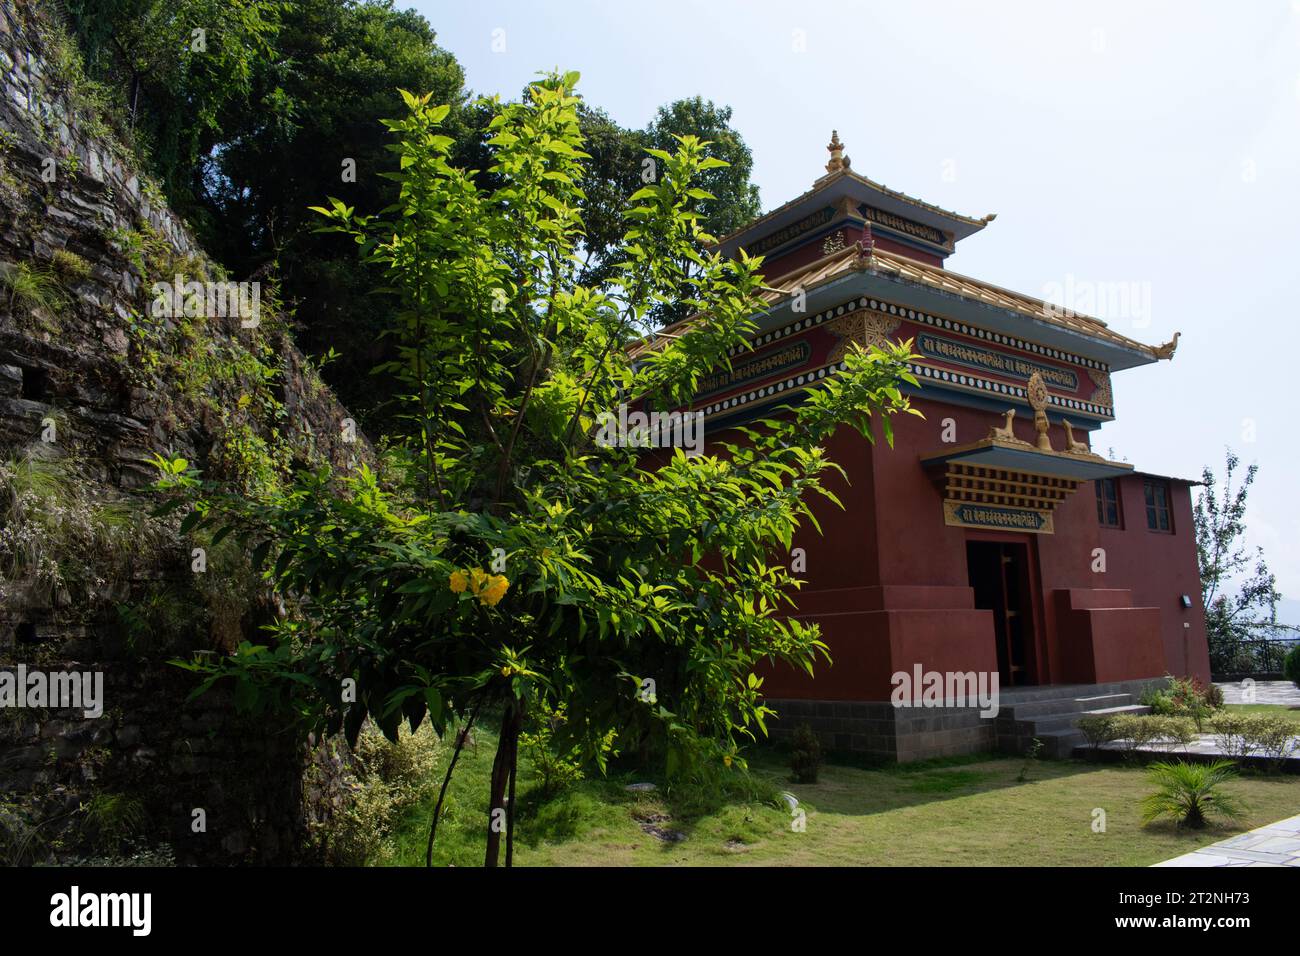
[
  {"left": 714, "top": 166, "right": 995, "bottom": 256},
  {"left": 629, "top": 242, "right": 1179, "bottom": 370},
  {"left": 921, "top": 437, "right": 1135, "bottom": 482}
]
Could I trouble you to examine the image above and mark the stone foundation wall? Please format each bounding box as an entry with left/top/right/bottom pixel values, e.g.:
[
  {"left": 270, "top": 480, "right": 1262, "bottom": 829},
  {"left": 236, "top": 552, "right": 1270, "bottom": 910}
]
[
  {"left": 768, "top": 699, "right": 997, "bottom": 762},
  {"left": 0, "top": 3, "right": 369, "bottom": 864}
]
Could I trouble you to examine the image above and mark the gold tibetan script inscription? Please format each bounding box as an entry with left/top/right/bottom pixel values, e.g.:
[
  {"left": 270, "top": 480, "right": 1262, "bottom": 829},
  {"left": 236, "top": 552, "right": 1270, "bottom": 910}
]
[{"left": 943, "top": 500, "right": 1055, "bottom": 535}]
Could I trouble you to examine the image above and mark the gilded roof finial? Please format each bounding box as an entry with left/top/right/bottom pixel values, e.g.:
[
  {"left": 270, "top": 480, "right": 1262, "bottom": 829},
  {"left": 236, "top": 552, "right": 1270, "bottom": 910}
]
[
  {"left": 825, "top": 130, "right": 850, "bottom": 174},
  {"left": 1153, "top": 331, "right": 1180, "bottom": 360}
]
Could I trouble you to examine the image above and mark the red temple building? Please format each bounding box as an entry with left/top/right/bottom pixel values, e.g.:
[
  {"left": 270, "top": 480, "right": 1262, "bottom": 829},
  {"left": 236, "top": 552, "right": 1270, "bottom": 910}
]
[{"left": 660, "top": 133, "right": 1208, "bottom": 761}]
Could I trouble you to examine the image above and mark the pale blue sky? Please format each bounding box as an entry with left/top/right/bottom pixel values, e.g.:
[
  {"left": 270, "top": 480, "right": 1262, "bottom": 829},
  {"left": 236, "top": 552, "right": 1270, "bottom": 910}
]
[{"left": 411, "top": 0, "right": 1300, "bottom": 603}]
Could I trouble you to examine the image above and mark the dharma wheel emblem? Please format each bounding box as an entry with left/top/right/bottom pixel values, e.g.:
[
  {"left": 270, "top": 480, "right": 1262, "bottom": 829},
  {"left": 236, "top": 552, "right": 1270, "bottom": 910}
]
[
  {"left": 1025, "top": 372, "right": 1054, "bottom": 451},
  {"left": 1026, "top": 371, "right": 1049, "bottom": 412}
]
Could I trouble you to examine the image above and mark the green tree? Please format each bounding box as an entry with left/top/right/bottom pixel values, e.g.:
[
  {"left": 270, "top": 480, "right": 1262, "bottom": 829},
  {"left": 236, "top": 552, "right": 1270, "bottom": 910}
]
[
  {"left": 60, "top": 2, "right": 762, "bottom": 429},
  {"left": 574, "top": 98, "right": 762, "bottom": 324},
  {"left": 61, "top": 0, "right": 466, "bottom": 426},
  {"left": 204, "top": 0, "right": 468, "bottom": 425},
  {"left": 62, "top": 0, "right": 285, "bottom": 214},
  {"left": 645, "top": 98, "right": 761, "bottom": 238},
  {"left": 162, "top": 75, "right": 919, "bottom": 867},
  {"left": 1194, "top": 448, "right": 1297, "bottom": 673}
]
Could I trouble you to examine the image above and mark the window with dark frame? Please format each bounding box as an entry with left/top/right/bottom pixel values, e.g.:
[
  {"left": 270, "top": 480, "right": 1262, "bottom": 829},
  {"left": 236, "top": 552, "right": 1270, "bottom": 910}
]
[
  {"left": 1095, "top": 477, "right": 1122, "bottom": 528},
  {"left": 1144, "top": 479, "right": 1172, "bottom": 532}
]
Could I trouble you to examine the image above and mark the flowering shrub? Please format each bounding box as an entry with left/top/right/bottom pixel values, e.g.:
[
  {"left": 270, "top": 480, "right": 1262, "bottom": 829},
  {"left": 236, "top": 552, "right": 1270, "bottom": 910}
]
[
  {"left": 1142, "top": 675, "right": 1220, "bottom": 730},
  {"left": 305, "top": 721, "right": 441, "bottom": 866}
]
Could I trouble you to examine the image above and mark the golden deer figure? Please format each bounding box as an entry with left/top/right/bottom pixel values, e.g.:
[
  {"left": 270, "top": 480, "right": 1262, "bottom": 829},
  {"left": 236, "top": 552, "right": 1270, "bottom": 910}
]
[
  {"left": 1062, "top": 419, "right": 1101, "bottom": 458},
  {"left": 989, "top": 409, "right": 1020, "bottom": 443}
]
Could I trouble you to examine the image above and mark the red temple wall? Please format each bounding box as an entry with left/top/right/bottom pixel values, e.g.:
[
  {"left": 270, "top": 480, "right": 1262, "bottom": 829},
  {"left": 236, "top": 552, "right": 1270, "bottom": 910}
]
[
  {"left": 1096, "top": 478, "right": 1210, "bottom": 683},
  {"left": 759, "top": 392, "right": 1208, "bottom": 701}
]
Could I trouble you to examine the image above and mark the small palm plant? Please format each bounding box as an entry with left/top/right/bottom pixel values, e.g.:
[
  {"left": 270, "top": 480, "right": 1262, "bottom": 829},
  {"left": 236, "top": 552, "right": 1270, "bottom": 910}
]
[{"left": 1140, "top": 760, "right": 1244, "bottom": 830}]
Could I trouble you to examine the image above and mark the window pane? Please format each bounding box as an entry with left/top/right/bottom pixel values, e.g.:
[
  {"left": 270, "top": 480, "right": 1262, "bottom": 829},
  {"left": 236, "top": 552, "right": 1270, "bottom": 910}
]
[{"left": 1147, "top": 507, "right": 1158, "bottom": 530}]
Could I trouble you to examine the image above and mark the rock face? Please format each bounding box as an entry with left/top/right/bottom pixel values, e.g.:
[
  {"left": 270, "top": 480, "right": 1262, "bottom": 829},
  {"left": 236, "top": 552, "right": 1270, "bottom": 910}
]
[{"left": 0, "top": 4, "right": 371, "bottom": 864}]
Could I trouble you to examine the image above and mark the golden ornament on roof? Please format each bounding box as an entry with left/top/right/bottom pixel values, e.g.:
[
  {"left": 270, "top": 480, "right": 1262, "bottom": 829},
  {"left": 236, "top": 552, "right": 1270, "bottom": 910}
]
[{"left": 825, "top": 130, "right": 849, "bottom": 174}]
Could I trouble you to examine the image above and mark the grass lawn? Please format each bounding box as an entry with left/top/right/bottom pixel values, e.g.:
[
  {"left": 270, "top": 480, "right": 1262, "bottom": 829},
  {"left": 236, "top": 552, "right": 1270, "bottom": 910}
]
[
  {"left": 1223, "top": 703, "right": 1300, "bottom": 726},
  {"left": 379, "top": 724, "right": 1300, "bottom": 867}
]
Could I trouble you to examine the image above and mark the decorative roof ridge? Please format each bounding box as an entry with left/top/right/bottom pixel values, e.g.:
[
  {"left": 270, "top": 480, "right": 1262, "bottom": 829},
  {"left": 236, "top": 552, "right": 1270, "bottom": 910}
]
[
  {"left": 633, "top": 241, "right": 1180, "bottom": 364},
  {"left": 867, "top": 247, "right": 1112, "bottom": 327},
  {"left": 849, "top": 245, "right": 1177, "bottom": 360},
  {"left": 713, "top": 165, "right": 994, "bottom": 252}
]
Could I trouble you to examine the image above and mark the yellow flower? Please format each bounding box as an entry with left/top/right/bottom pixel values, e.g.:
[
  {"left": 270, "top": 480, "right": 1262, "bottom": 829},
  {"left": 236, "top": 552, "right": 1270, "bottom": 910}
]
[
  {"left": 449, "top": 569, "right": 468, "bottom": 593},
  {"left": 501, "top": 665, "right": 512, "bottom": 677},
  {"left": 480, "top": 574, "right": 510, "bottom": 607},
  {"left": 723, "top": 754, "right": 733, "bottom": 768},
  {"left": 468, "top": 567, "right": 490, "bottom": 596}
]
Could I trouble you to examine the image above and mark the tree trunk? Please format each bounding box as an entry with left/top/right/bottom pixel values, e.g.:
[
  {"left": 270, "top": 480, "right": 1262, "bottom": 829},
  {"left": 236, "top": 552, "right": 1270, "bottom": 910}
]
[
  {"left": 505, "top": 711, "right": 520, "bottom": 867},
  {"left": 484, "top": 701, "right": 523, "bottom": 867},
  {"left": 425, "top": 696, "right": 484, "bottom": 866}
]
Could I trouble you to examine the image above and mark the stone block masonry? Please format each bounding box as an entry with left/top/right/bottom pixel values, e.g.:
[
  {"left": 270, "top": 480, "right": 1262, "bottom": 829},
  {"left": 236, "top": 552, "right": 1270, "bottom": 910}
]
[
  {"left": 0, "top": 2, "right": 371, "bottom": 863},
  {"left": 766, "top": 698, "right": 996, "bottom": 761}
]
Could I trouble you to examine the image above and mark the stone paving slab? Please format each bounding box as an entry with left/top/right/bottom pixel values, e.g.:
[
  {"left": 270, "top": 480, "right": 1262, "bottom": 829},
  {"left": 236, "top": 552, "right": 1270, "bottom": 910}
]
[
  {"left": 1094, "top": 732, "right": 1300, "bottom": 762},
  {"left": 1215, "top": 680, "right": 1300, "bottom": 706},
  {"left": 1155, "top": 813, "right": 1300, "bottom": 867}
]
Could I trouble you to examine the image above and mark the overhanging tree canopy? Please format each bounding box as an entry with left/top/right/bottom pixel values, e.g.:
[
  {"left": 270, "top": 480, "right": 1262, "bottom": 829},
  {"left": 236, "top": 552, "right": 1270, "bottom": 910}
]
[{"left": 163, "top": 73, "right": 921, "bottom": 867}]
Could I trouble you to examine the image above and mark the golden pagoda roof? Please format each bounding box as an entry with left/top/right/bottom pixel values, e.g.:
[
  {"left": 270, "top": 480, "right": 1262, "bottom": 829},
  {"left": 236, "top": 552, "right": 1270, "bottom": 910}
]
[{"left": 633, "top": 241, "right": 1175, "bottom": 363}]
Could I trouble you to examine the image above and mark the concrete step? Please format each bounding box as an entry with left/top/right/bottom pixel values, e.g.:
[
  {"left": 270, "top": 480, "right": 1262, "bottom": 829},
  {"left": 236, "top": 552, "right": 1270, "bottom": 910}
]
[
  {"left": 1005, "top": 693, "right": 1133, "bottom": 719},
  {"left": 997, "top": 678, "right": 1167, "bottom": 706},
  {"left": 993, "top": 679, "right": 1169, "bottom": 757},
  {"left": 1019, "top": 713, "right": 1096, "bottom": 734},
  {"left": 1016, "top": 704, "right": 1147, "bottom": 734},
  {"left": 1083, "top": 704, "right": 1150, "bottom": 718},
  {"left": 1003, "top": 704, "right": 1152, "bottom": 748},
  {"left": 1029, "top": 728, "right": 1086, "bottom": 759}
]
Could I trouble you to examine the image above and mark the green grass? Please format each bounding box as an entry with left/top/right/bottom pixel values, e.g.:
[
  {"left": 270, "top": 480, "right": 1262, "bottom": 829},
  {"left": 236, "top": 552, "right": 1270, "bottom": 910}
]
[
  {"left": 1, "top": 261, "right": 70, "bottom": 318},
  {"left": 379, "top": 729, "right": 1300, "bottom": 867},
  {"left": 1223, "top": 703, "right": 1300, "bottom": 726},
  {"left": 380, "top": 721, "right": 783, "bottom": 867}
]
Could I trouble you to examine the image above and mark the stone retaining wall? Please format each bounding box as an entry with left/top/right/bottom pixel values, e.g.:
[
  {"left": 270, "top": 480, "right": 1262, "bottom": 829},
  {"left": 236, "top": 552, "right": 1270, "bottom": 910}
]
[{"left": 0, "top": 2, "right": 369, "bottom": 864}]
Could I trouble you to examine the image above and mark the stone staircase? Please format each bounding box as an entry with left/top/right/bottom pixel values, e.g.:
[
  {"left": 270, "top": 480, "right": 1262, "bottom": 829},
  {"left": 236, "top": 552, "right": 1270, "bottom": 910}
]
[{"left": 996, "top": 679, "right": 1163, "bottom": 758}]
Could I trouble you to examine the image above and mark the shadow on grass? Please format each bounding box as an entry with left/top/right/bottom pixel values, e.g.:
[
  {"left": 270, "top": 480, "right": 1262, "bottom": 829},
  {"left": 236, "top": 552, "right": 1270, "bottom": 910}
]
[
  {"left": 744, "top": 740, "right": 1106, "bottom": 819},
  {"left": 383, "top": 716, "right": 1160, "bottom": 866}
]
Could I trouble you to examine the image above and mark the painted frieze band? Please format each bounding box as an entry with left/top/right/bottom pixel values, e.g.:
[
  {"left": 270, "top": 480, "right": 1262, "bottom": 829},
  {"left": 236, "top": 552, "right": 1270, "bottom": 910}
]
[
  {"left": 695, "top": 293, "right": 1115, "bottom": 422},
  {"left": 916, "top": 332, "right": 1079, "bottom": 391}
]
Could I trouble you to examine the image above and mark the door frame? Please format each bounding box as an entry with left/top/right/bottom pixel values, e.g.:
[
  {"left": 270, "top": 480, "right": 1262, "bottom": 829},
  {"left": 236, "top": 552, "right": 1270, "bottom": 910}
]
[{"left": 964, "top": 530, "right": 1047, "bottom": 686}]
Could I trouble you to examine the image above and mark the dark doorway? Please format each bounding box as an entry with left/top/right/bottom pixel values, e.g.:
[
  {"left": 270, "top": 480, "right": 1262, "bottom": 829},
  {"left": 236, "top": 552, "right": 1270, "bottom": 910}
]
[{"left": 966, "top": 541, "right": 1035, "bottom": 686}]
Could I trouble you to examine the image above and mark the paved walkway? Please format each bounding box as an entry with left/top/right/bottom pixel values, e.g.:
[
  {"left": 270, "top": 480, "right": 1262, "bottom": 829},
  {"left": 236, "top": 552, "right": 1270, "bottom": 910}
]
[
  {"left": 1093, "top": 732, "right": 1300, "bottom": 764},
  {"left": 1154, "top": 813, "right": 1300, "bottom": 867},
  {"left": 1215, "top": 680, "right": 1300, "bottom": 706}
]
